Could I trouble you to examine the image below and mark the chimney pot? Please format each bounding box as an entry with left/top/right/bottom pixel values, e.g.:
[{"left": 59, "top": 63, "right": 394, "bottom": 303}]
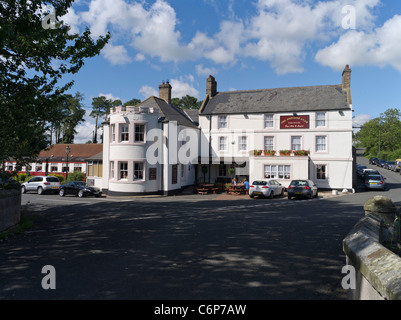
[
  {"left": 159, "top": 81, "right": 172, "bottom": 104},
  {"left": 206, "top": 75, "right": 217, "bottom": 98}
]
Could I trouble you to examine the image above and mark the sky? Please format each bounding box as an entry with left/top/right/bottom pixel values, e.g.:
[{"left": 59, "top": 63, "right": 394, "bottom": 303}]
[{"left": 54, "top": 0, "right": 401, "bottom": 143}]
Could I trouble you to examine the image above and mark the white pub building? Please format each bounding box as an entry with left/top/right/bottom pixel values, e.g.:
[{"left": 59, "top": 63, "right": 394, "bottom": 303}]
[{"left": 101, "top": 66, "right": 354, "bottom": 196}]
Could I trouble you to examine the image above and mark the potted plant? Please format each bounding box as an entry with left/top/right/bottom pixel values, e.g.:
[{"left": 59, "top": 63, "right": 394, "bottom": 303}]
[
  {"left": 293, "top": 150, "right": 310, "bottom": 156},
  {"left": 252, "top": 150, "right": 263, "bottom": 156},
  {"left": 279, "top": 150, "right": 291, "bottom": 156},
  {"left": 264, "top": 150, "right": 276, "bottom": 156}
]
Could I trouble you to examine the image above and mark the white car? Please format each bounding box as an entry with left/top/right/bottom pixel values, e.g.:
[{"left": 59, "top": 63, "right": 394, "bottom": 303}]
[
  {"left": 21, "top": 176, "right": 61, "bottom": 195},
  {"left": 249, "top": 179, "right": 284, "bottom": 199}
]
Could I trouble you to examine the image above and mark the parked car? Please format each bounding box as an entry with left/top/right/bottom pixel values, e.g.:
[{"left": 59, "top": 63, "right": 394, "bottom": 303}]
[
  {"left": 21, "top": 176, "right": 60, "bottom": 194},
  {"left": 249, "top": 179, "right": 284, "bottom": 199},
  {"left": 59, "top": 181, "right": 102, "bottom": 198},
  {"left": 393, "top": 159, "right": 401, "bottom": 172},
  {"left": 356, "top": 165, "right": 367, "bottom": 177},
  {"left": 369, "top": 157, "right": 379, "bottom": 165},
  {"left": 287, "top": 180, "right": 318, "bottom": 199},
  {"left": 362, "top": 169, "right": 380, "bottom": 179},
  {"left": 383, "top": 161, "right": 395, "bottom": 170},
  {"left": 377, "top": 159, "right": 387, "bottom": 167},
  {"left": 364, "top": 174, "right": 385, "bottom": 191}
]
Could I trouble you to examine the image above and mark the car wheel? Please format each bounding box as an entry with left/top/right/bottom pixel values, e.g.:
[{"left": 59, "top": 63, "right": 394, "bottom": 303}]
[
  {"left": 288, "top": 195, "right": 292, "bottom": 200},
  {"left": 37, "top": 187, "right": 43, "bottom": 195},
  {"left": 59, "top": 189, "right": 65, "bottom": 197},
  {"left": 21, "top": 186, "right": 26, "bottom": 194},
  {"left": 78, "top": 190, "right": 84, "bottom": 198},
  {"left": 280, "top": 188, "right": 284, "bottom": 196},
  {"left": 249, "top": 194, "right": 254, "bottom": 198},
  {"left": 315, "top": 191, "right": 319, "bottom": 198},
  {"left": 269, "top": 191, "right": 274, "bottom": 199}
]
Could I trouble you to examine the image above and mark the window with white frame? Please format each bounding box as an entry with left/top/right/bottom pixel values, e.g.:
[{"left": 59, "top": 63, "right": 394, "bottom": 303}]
[
  {"left": 133, "top": 162, "right": 144, "bottom": 180},
  {"left": 291, "top": 136, "right": 302, "bottom": 151},
  {"left": 264, "top": 136, "right": 274, "bottom": 150},
  {"left": 120, "top": 124, "right": 129, "bottom": 142},
  {"left": 110, "top": 161, "right": 114, "bottom": 179},
  {"left": 316, "top": 112, "right": 326, "bottom": 127},
  {"left": 264, "top": 114, "right": 274, "bottom": 128},
  {"left": 119, "top": 161, "right": 128, "bottom": 179},
  {"left": 219, "top": 136, "right": 227, "bottom": 151},
  {"left": 264, "top": 165, "right": 291, "bottom": 179},
  {"left": 134, "top": 124, "right": 145, "bottom": 142},
  {"left": 238, "top": 136, "right": 247, "bottom": 151},
  {"left": 316, "top": 136, "right": 327, "bottom": 152},
  {"left": 316, "top": 164, "right": 327, "bottom": 180},
  {"left": 111, "top": 124, "right": 116, "bottom": 142},
  {"left": 218, "top": 116, "right": 227, "bottom": 129}
]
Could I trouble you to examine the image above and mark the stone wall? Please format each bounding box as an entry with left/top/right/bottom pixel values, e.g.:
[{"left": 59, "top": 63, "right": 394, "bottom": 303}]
[
  {"left": 0, "top": 190, "right": 21, "bottom": 232},
  {"left": 343, "top": 196, "right": 401, "bottom": 300}
]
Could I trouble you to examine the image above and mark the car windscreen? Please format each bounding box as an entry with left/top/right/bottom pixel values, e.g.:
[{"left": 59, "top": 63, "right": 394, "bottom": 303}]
[
  {"left": 46, "top": 177, "right": 59, "bottom": 182},
  {"left": 75, "top": 182, "right": 86, "bottom": 187},
  {"left": 367, "top": 175, "right": 382, "bottom": 181},
  {"left": 290, "top": 180, "right": 308, "bottom": 186},
  {"left": 252, "top": 181, "right": 267, "bottom": 186}
]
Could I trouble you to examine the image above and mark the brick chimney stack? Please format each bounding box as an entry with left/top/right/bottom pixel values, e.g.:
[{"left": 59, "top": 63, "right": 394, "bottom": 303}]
[
  {"left": 206, "top": 75, "right": 217, "bottom": 98},
  {"left": 159, "top": 81, "right": 172, "bottom": 104},
  {"left": 342, "top": 65, "right": 352, "bottom": 105}
]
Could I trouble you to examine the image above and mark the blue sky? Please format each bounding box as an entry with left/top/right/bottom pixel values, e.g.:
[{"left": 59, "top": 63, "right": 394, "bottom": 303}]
[{"left": 56, "top": 0, "right": 401, "bottom": 143}]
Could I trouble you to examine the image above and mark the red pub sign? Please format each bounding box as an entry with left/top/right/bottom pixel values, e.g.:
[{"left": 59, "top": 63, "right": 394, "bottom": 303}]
[{"left": 280, "top": 115, "right": 310, "bottom": 129}]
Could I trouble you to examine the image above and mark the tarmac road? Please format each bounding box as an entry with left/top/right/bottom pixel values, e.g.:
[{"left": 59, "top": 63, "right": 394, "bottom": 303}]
[{"left": 0, "top": 156, "right": 400, "bottom": 300}]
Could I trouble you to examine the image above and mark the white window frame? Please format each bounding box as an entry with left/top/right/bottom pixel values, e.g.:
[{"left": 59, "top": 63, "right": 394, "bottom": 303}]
[
  {"left": 264, "top": 114, "right": 274, "bottom": 128},
  {"left": 291, "top": 136, "right": 302, "bottom": 151},
  {"left": 238, "top": 136, "right": 248, "bottom": 151},
  {"left": 315, "top": 112, "right": 326, "bottom": 128},
  {"left": 119, "top": 161, "right": 128, "bottom": 180},
  {"left": 218, "top": 115, "right": 227, "bottom": 129},
  {"left": 111, "top": 124, "right": 116, "bottom": 142},
  {"left": 264, "top": 136, "right": 274, "bottom": 151},
  {"left": 316, "top": 136, "right": 327, "bottom": 152},
  {"left": 120, "top": 124, "right": 129, "bottom": 142},
  {"left": 264, "top": 165, "right": 291, "bottom": 180},
  {"left": 219, "top": 136, "right": 227, "bottom": 151},
  {"left": 133, "top": 161, "right": 144, "bottom": 181},
  {"left": 110, "top": 161, "right": 114, "bottom": 179},
  {"left": 134, "top": 123, "right": 146, "bottom": 143}
]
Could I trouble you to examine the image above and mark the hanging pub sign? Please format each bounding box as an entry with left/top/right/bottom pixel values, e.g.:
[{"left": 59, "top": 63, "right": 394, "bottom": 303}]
[{"left": 280, "top": 115, "right": 310, "bottom": 129}]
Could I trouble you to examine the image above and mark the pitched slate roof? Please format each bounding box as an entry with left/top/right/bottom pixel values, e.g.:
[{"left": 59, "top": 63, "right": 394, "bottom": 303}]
[
  {"left": 200, "top": 84, "right": 350, "bottom": 115},
  {"left": 38, "top": 144, "right": 103, "bottom": 162},
  {"left": 138, "top": 96, "right": 198, "bottom": 128}
]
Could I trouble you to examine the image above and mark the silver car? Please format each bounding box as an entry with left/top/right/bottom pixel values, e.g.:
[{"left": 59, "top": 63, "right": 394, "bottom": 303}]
[
  {"left": 249, "top": 179, "right": 284, "bottom": 199},
  {"left": 364, "top": 174, "right": 385, "bottom": 191},
  {"left": 21, "top": 176, "right": 61, "bottom": 195}
]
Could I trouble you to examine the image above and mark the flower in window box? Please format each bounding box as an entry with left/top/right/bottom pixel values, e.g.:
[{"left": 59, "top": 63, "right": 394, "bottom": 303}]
[
  {"left": 252, "top": 150, "right": 263, "bottom": 156},
  {"left": 264, "top": 150, "right": 276, "bottom": 156},
  {"left": 279, "top": 150, "right": 291, "bottom": 156},
  {"left": 293, "top": 150, "right": 310, "bottom": 156}
]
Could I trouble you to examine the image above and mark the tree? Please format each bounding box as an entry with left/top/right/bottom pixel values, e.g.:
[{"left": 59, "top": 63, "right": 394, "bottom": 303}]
[
  {"left": 171, "top": 95, "right": 202, "bottom": 110},
  {"left": 356, "top": 108, "right": 401, "bottom": 159},
  {"left": 90, "top": 96, "right": 113, "bottom": 144},
  {"left": 123, "top": 98, "right": 141, "bottom": 107},
  {"left": 0, "top": 0, "right": 110, "bottom": 172},
  {"left": 60, "top": 92, "right": 86, "bottom": 144}
]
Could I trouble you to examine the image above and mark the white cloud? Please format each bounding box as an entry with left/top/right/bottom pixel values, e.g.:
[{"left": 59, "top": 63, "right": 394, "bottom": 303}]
[
  {"left": 99, "top": 93, "right": 121, "bottom": 101},
  {"left": 316, "top": 15, "right": 401, "bottom": 72},
  {"left": 69, "top": 0, "right": 386, "bottom": 74},
  {"left": 139, "top": 85, "right": 158, "bottom": 100},
  {"left": 60, "top": 7, "right": 81, "bottom": 34},
  {"left": 102, "top": 43, "right": 132, "bottom": 65},
  {"left": 353, "top": 114, "right": 371, "bottom": 133},
  {"left": 196, "top": 64, "right": 217, "bottom": 77}
]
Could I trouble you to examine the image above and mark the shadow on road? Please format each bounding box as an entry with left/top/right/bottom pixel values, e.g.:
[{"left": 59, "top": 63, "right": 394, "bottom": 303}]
[{"left": 0, "top": 194, "right": 366, "bottom": 300}]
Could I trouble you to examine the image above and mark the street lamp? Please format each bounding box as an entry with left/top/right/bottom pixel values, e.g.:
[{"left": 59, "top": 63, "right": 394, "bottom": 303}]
[{"left": 65, "top": 145, "right": 71, "bottom": 181}]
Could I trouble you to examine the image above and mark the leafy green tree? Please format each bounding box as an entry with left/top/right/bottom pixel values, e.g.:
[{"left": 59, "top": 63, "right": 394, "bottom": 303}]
[
  {"left": 60, "top": 92, "right": 86, "bottom": 144},
  {"left": 357, "top": 108, "right": 401, "bottom": 159},
  {"left": 123, "top": 98, "right": 141, "bottom": 107},
  {"left": 171, "top": 95, "right": 201, "bottom": 110},
  {"left": 0, "top": 0, "right": 110, "bottom": 172},
  {"left": 90, "top": 96, "right": 113, "bottom": 144}
]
